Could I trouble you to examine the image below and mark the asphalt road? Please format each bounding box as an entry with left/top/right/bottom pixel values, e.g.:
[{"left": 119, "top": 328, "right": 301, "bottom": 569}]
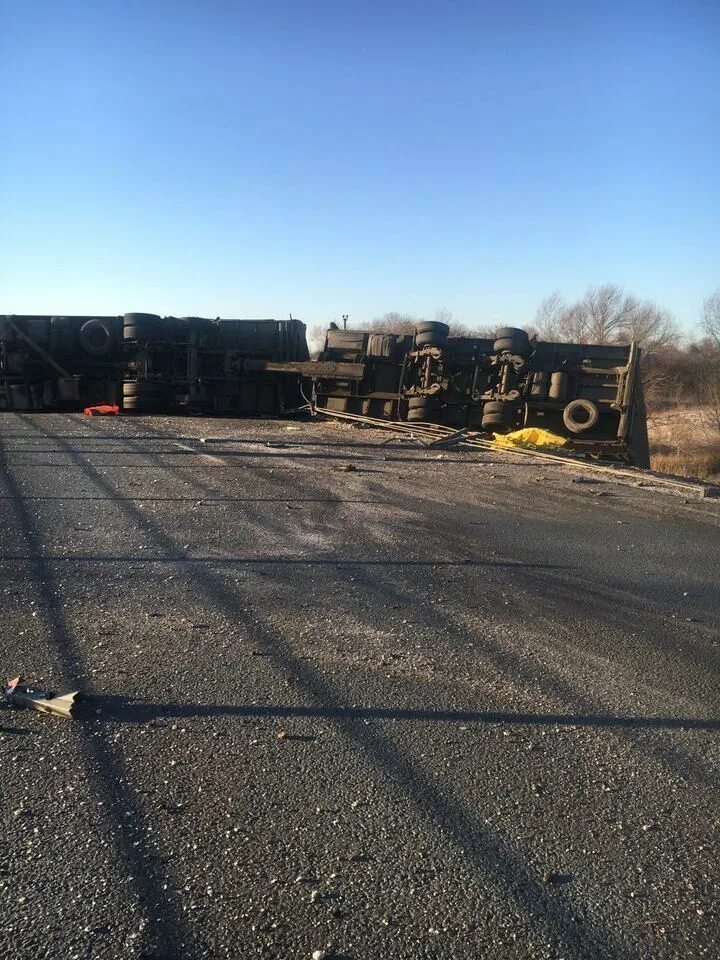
[{"left": 1, "top": 412, "right": 718, "bottom": 960}]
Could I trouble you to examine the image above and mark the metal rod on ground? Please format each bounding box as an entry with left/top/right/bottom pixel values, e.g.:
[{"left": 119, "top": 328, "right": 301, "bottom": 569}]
[
  {"left": 316, "top": 407, "right": 446, "bottom": 441},
  {"left": 426, "top": 428, "right": 469, "bottom": 448}
]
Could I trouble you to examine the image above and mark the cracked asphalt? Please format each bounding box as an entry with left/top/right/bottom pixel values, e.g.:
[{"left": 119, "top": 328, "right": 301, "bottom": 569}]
[{"left": 0, "top": 412, "right": 718, "bottom": 960}]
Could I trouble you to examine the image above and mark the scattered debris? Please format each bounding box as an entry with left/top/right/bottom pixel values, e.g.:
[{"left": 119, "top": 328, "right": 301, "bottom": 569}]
[
  {"left": 426, "top": 428, "right": 468, "bottom": 449},
  {"left": 82, "top": 404, "right": 119, "bottom": 416},
  {"left": 319, "top": 408, "right": 717, "bottom": 497},
  {"left": 4, "top": 677, "right": 80, "bottom": 719}
]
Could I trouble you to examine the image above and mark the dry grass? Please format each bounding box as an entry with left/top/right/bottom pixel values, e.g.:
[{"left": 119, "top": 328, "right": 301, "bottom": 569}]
[
  {"left": 650, "top": 445, "right": 720, "bottom": 481},
  {"left": 647, "top": 404, "right": 720, "bottom": 481}
]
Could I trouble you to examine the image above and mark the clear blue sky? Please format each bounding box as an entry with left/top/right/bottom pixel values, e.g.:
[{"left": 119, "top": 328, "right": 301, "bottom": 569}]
[{"left": 1, "top": 0, "right": 718, "bottom": 332}]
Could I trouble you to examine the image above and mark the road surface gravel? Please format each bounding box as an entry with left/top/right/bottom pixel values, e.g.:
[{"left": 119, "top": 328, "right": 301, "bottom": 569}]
[{"left": 0, "top": 412, "right": 718, "bottom": 960}]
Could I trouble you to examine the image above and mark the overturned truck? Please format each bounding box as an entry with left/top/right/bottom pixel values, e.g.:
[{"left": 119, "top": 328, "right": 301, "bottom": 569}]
[
  {"left": 0, "top": 313, "right": 649, "bottom": 466},
  {"left": 312, "top": 321, "right": 650, "bottom": 466}
]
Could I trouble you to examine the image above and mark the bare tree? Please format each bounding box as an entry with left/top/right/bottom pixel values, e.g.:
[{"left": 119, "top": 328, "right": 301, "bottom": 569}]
[
  {"left": 622, "top": 302, "right": 678, "bottom": 359},
  {"left": 702, "top": 290, "right": 720, "bottom": 349},
  {"left": 446, "top": 322, "right": 473, "bottom": 336},
  {"left": 369, "top": 312, "right": 423, "bottom": 335},
  {"left": 534, "top": 284, "right": 678, "bottom": 358},
  {"left": 697, "top": 292, "right": 720, "bottom": 436},
  {"left": 306, "top": 324, "right": 327, "bottom": 357},
  {"left": 435, "top": 307, "right": 503, "bottom": 338},
  {"left": 434, "top": 307, "right": 454, "bottom": 326},
  {"left": 553, "top": 285, "right": 633, "bottom": 344},
  {"left": 534, "top": 291, "right": 567, "bottom": 339},
  {"left": 698, "top": 361, "right": 720, "bottom": 437},
  {"left": 449, "top": 322, "right": 503, "bottom": 337}
]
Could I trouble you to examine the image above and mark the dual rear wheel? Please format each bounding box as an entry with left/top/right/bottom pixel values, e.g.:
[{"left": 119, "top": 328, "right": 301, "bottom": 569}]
[
  {"left": 122, "top": 381, "right": 168, "bottom": 412},
  {"left": 406, "top": 395, "right": 442, "bottom": 423}
]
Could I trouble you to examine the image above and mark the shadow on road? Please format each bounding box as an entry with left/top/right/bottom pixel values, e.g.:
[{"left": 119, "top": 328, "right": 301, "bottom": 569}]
[
  {"left": 85, "top": 695, "right": 720, "bottom": 731},
  {"left": 0, "top": 436, "right": 189, "bottom": 958},
  {"left": 13, "top": 412, "right": 644, "bottom": 960},
  {"left": 15, "top": 412, "right": 720, "bottom": 960}
]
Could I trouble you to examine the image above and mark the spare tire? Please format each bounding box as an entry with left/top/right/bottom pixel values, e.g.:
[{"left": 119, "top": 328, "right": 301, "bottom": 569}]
[
  {"left": 563, "top": 398, "right": 599, "bottom": 433},
  {"left": 493, "top": 326, "right": 530, "bottom": 357},
  {"left": 123, "top": 313, "right": 163, "bottom": 342},
  {"left": 79, "top": 319, "right": 114, "bottom": 356},
  {"left": 406, "top": 395, "right": 442, "bottom": 423},
  {"left": 481, "top": 400, "right": 517, "bottom": 433},
  {"left": 414, "top": 321, "right": 449, "bottom": 348}
]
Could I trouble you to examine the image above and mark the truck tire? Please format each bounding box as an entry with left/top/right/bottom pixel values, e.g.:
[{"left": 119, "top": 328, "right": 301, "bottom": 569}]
[
  {"left": 122, "top": 381, "right": 166, "bottom": 412},
  {"left": 481, "top": 400, "right": 517, "bottom": 433},
  {"left": 562, "top": 398, "right": 599, "bottom": 434},
  {"left": 493, "top": 327, "right": 530, "bottom": 357},
  {"left": 414, "top": 322, "right": 449, "bottom": 348},
  {"left": 406, "top": 395, "right": 442, "bottom": 423},
  {"left": 123, "top": 313, "right": 163, "bottom": 342},
  {"left": 78, "top": 319, "right": 114, "bottom": 356}
]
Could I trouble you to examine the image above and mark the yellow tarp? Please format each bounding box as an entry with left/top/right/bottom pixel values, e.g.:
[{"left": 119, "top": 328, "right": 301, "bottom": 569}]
[{"left": 492, "top": 427, "right": 567, "bottom": 450}]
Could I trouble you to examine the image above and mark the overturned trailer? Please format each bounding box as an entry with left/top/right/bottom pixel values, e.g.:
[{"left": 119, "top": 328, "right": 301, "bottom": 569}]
[
  {"left": 0, "top": 313, "right": 309, "bottom": 415},
  {"left": 121, "top": 313, "right": 308, "bottom": 414},
  {"left": 310, "top": 322, "right": 650, "bottom": 466},
  {"left": 0, "top": 313, "right": 649, "bottom": 466}
]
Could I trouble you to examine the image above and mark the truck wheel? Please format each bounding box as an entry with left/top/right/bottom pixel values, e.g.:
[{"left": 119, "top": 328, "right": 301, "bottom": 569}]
[
  {"left": 414, "top": 322, "right": 449, "bottom": 348},
  {"left": 406, "top": 396, "right": 442, "bottom": 423},
  {"left": 123, "top": 313, "right": 163, "bottom": 342},
  {"left": 122, "top": 381, "right": 166, "bottom": 412},
  {"left": 563, "top": 399, "right": 599, "bottom": 433},
  {"left": 78, "top": 319, "right": 115, "bottom": 356},
  {"left": 493, "top": 327, "right": 530, "bottom": 357},
  {"left": 482, "top": 400, "right": 517, "bottom": 433}
]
